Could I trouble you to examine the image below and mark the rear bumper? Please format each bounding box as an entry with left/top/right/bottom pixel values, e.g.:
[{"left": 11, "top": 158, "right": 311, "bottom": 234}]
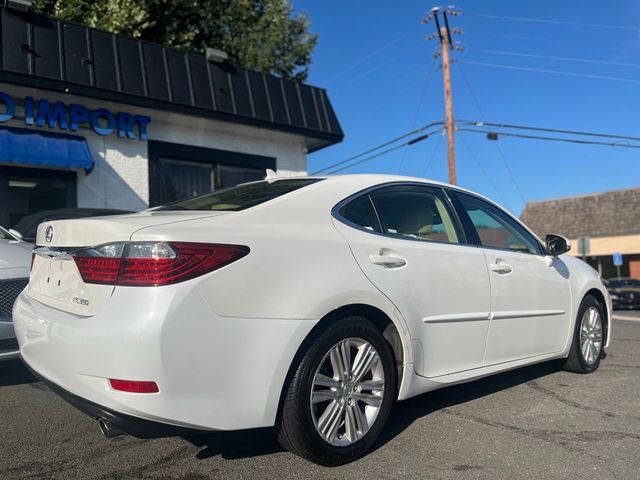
[
  {"left": 24, "top": 361, "right": 203, "bottom": 438},
  {"left": 13, "top": 287, "right": 317, "bottom": 431}
]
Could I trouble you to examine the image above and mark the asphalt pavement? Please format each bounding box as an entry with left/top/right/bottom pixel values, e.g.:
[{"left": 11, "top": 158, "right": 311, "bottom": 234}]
[{"left": 1, "top": 313, "right": 639, "bottom": 480}]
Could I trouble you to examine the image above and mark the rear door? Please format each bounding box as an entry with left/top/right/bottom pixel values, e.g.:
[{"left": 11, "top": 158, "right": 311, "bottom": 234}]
[
  {"left": 451, "top": 191, "right": 572, "bottom": 365},
  {"left": 332, "top": 184, "right": 491, "bottom": 377}
]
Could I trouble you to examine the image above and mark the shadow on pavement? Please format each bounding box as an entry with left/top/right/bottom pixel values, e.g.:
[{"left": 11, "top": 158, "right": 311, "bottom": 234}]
[
  {"left": 0, "top": 358, "right": 36, "bottom": 387},
  {"left": 185, "top": 427, "right": 284, "bottom": 460},
  {"left": 183, "top": 359, "right": 562, "bottom": 461},
  {"left": 374, "top": 359, "right": 563, "bottom": 452}
]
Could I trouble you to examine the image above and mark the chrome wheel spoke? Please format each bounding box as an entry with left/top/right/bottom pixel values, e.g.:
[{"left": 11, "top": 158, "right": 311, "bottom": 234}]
[
  {"left": 359, "top": 378, "right": 385, "bottom": 391},
  {"left": 353, "top": 402, "right": 368, "bottom": 434},
  {"left": 352, "top": 344, "right": 378, "bottom": 382},
  {"left": 317, "top": 399, "right": 344, "bottom": 443},
  {"left": 330, "top": 347, "right": 347, "bottom": 381},
  {"left": 314, "top": 373, "right": 340, "bottom": 389},
  {"left": 345, "top": 404, "right": 359, "bottom": 442},
  {"left": 339, "top": 339, "right": 352, "bottom": 378},
  {"left": 353, "top": 392, "right": 383, "bottom": 407},
  {"left": 312, "top": 390, "right": 340, "bottom": 404}
]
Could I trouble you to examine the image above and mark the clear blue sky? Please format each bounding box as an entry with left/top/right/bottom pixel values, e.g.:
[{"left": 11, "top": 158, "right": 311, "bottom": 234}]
[{"left": 295, "top": 0, "right": 640, "bottom": 214}]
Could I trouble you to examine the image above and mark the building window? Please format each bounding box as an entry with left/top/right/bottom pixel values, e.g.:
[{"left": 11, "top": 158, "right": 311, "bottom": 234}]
[
  {"left": 0, "top": 167, "right": 76, "bottom": 227},
  {"left": 148, "top": 140, "right": 276, "bottom": 206},
  {"left": 157, "top": 158, "right": 215, "bottom": 205}
]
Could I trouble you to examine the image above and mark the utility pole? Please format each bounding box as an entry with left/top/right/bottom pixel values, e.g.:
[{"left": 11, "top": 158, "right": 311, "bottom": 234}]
[{"left": 423, "top": 6, "right": 463, "bottom": 185}]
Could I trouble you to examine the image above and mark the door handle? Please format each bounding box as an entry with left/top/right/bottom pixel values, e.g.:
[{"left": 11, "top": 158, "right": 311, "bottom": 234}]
[
  {"left": 489, "top": 261, "right": 512, "bottom": 274},
  {"left": 369, "top": 254, "right": 407, "bottom": 268}
]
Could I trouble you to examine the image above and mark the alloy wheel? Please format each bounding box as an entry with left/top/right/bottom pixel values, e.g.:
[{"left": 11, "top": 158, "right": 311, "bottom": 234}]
[
  {"left": 310, "top": 337, "right": 385, "bottom": 446},
  {"left": 580, "top": 306, "right": 603, "bottom": 365}
]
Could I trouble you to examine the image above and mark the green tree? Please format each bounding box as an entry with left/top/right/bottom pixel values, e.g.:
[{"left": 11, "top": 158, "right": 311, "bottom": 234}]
[{"left": 31, "top": 0, "right": 317, "bottom": 81}]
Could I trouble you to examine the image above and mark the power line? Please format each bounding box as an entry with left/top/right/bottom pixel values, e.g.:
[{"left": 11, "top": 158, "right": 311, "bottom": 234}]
[
  {"left": 465, "top": 12, "right": 639, "bottom": 32},
  {"left": 331, "top": 41, "right": 425, "bottom": 92},
  {"left": 477, "top": 49, "right": 640, "bottom": 69},
  {"left": 420, "top": 132, "right": 444, "bottom": 177},
  {"left": 324, "top": 127, "right": 443, "bottom": 175},
  {"left": 311, "top": 120, "right": 444, "bottom": 175},
  {"left": 458, "top": 132, "right": 513, "bottom": 211},
  {"left": 459, "top": 120, "right": 640, "bottom": 143},
  {"left": 455, "top": 63, "right": 527, "bottom": 205},
  {"left": 464, "top": 60, "right": 640, "bottom": 85},
  {"left": 398, "top": 59, "right": 438, "bottom": 173},
  {"left": 324, "top": 33, "right": 414, "bottom": 85},
  {"left": 459, "top": 127, "right": 640, "bottom": 149}
]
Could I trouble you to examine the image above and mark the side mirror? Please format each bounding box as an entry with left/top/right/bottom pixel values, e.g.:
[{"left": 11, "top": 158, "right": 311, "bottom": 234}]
[
  {"left": 8, "top": 228, "right": 23, "bottom": 240},
  {"left": 546, "top": 234, "right": 571, "bottom": 256}
]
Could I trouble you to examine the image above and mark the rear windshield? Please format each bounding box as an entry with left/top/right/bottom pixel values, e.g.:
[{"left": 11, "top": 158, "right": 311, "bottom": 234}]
[{"left": 155, "top": 178, "right": 323, "bottom": 212}]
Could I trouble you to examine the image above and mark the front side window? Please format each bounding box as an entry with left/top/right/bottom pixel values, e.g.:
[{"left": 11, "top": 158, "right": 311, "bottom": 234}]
[
  {"left": 369, "top": 185, "right": 461, "bottom": 244},
  {"left": 455, "top": 192, "right": 542, "bottom": 254},
  {"left": 156, "top": 178, "right": 322, "bottom": 211}
]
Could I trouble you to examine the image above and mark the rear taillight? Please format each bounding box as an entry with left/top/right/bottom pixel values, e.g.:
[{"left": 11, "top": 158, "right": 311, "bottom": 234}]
[{"left": 72, "top": 242, "right": 249, "bottom": 287}]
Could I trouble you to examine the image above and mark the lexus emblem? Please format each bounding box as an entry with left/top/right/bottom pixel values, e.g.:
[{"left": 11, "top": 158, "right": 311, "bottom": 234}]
[{"left": 45, "top": 225, "right": 54, "bottom": 243}]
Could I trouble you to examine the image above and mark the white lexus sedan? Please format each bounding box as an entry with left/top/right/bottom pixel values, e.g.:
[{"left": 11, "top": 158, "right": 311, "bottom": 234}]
[
  {"left": 13, "top": 175, "right": 610, "bottom": 465},
  {"left": 1, "top": 226, "right": 32, "bottom": 360}
]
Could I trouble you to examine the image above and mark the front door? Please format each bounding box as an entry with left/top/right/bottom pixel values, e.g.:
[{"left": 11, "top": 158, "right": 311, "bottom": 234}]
[
  {"left": 452, "top": 191, "right": 572, "bottom": 365},
  {"left": 333, "top": 184, "right": 492, "bottom": 377}
]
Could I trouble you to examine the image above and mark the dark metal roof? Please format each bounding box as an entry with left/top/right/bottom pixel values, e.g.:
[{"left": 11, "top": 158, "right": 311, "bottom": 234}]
[
  {"left": 0, "top": 8, "right": 343, "bottom": 152},
  {"left": 520, "top": 188, "right": 640, "bottom": 239}
]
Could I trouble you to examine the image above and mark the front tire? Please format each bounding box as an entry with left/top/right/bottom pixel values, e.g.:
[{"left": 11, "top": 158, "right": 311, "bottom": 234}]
[
  {"left": 564, "top": 295, "right": 605, "bottom": 373},
  {"left": 277, "top": 317, "right": 396, "bottom": 466}
]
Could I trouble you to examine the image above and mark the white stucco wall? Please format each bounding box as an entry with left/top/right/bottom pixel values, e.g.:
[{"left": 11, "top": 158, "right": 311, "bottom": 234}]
[{"left": 0, "top": 83, "right": 310, "bottom": 211}]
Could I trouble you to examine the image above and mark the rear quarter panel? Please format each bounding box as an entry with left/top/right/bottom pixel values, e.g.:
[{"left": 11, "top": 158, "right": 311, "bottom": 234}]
[{"left": 129, "top": 180, "right": 398, "bottom": 322}]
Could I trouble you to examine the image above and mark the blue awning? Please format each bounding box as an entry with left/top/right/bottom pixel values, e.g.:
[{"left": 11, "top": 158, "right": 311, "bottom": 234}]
[{"left": 0, "top": 127, "right": 94, "bottom": 173}]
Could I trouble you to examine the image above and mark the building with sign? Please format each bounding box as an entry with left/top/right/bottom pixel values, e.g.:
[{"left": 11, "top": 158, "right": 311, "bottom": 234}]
[
  {"left": 520, "top": 187, "right": 640, "bottom": 279},
  {"left": 0, "top": 8, "right": 343, "bottom": 229}
]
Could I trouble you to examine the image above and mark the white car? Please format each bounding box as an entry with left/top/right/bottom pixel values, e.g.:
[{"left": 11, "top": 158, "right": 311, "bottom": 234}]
[
  {"left": 1, "top": 226, "right": 32, "bottom": 361},
  {"left": 13, "top": 175, "right": 610, "bottom": 465}
]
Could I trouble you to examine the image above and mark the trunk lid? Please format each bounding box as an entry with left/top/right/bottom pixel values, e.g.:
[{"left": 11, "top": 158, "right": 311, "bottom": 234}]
[{"left": 28, "top": 211, "right": 231, "bottom": 316}]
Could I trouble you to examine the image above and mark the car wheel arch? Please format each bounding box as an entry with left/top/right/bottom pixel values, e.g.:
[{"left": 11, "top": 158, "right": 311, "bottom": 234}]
[{"left": 275, "top": 303, "right": 408, "bottom": 425}]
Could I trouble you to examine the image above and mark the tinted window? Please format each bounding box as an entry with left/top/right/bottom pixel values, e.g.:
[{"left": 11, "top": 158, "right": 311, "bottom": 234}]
[
  {"left": 339, "top": 195, "right": 382, "bottom": 233},
  {"left": 156, "top": 178, "right": 322, "bottom": 211},
  {"left": 456, "top": 193, "right": 542, "bottom": 254},
  {"left": 369, "top": 186, "right": 461, "bottom": 244}
]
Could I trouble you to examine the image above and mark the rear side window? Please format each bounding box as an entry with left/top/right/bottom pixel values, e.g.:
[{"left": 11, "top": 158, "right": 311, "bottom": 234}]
[
  {"left": 156, "top": 178, "right": 322, "bottom": 211},
  {"left": 339, "top": 195, "right": 382, "bottom": 233},
  {"left": 370, "top": 185, "right": 461, "bottom": 244}
]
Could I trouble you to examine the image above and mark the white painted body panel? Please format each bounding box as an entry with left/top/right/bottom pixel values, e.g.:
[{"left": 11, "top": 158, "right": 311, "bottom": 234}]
[
  {"left": 480, "top": 249, "right": 572, "bottom": 365},
  {"left": 13, "top": 174, "right": 611, "bottom": 431},
  {"left": 333, "top": 218, "right": 491, "bottom": 377}
]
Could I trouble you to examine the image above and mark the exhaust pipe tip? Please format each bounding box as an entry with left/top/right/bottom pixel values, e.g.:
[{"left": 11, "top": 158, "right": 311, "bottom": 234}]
[{"left": 99, "top": 418, "right": 125, "bottom": 439}]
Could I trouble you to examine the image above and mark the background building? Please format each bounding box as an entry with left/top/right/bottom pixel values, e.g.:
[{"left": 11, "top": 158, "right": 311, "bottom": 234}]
[
  {"left": 520, "top": 187, "right": 640, "bottom": 279},
  {"left": 0, "top": 8, "right": 343, "bottom": 228}
]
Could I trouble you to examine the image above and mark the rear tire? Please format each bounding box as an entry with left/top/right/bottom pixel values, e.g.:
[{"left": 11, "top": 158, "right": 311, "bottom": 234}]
[
  {"left": 277, "top": 317, "right": 396, "bottom": 466},
  {"left": 564, "top": 295, "right": 605, "bottom": 373}
]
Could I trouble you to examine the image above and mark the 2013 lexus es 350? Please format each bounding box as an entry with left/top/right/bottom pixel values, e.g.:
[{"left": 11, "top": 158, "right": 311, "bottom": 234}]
[{"left": 13, "top": 175, "right": 611, "bottom": 465}]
